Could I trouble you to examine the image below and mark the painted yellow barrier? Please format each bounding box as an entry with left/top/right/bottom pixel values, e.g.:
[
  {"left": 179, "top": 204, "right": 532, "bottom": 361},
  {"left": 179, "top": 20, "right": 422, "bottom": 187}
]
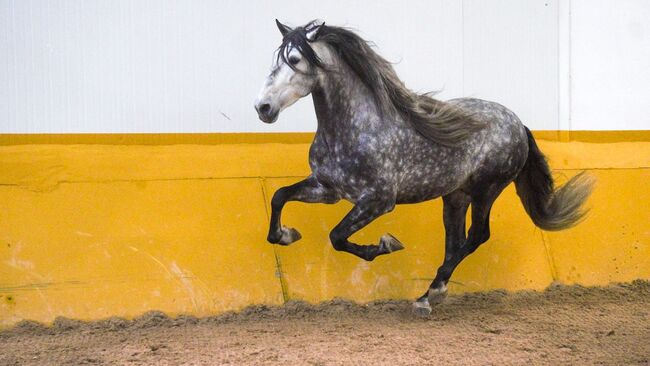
[{"left": 1, "top": 136, "right": 649, "bottom": 327}]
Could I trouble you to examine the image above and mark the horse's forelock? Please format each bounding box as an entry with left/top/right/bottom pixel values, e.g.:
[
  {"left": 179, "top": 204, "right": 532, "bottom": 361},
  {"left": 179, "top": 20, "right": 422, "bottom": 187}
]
[{"left": 276, "top": 22, "right": 324, "bottom": 72}]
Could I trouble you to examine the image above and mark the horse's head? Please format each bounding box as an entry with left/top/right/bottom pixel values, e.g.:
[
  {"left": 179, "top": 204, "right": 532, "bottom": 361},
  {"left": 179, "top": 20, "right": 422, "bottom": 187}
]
[{"left": 254, "top": 20, "right": 328, "bottom": 123}]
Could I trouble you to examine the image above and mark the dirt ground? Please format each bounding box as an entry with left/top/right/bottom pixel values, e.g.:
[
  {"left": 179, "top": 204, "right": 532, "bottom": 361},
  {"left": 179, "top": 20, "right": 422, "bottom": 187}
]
[{"left": 1, "top": 281, "right": 649, "bottom": 366}]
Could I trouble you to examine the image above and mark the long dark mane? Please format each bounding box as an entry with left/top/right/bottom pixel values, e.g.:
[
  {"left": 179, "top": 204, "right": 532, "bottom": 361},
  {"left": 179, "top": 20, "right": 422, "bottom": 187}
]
[{"left": 278, "top": 21, "right": 485, "bottom": 146}]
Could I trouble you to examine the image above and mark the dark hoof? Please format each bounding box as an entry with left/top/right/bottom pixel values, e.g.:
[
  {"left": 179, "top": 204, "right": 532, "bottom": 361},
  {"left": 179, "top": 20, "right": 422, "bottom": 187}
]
[
  {"left": 412, "top": 298, "right": 432, "bottom": 317},
  {"left": 275, "top": 226, "right": 301, "bottom": 245},
  {"left": 379, "top": 233, "right": 405, "bottom": 254},
  {"left": 427, "top": 284, "right": 448, "bottom": 306}
]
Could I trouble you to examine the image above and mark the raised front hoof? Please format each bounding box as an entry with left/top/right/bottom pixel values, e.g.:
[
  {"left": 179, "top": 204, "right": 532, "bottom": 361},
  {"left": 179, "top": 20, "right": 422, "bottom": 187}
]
[
  {"left": 379, "top": 233, "right": 405, "bottom": 254},
  {"left": 427, "top": 284, "right": 448, "bottom": 306},
  {"left": 268, "top": 226, "right": 302, "bottom": 246},
  {"left": 412, "top": 298, "right": 432, "bottom": 317}
]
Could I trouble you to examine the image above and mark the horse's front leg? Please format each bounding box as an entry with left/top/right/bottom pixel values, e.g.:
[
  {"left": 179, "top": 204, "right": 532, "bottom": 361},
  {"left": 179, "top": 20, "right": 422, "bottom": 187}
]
[
  {"left": 329, "top": 193, "right": 404, "bottom": 261},
  {"left": 268, "top": 176, "right": 340, "bottom": 245}
]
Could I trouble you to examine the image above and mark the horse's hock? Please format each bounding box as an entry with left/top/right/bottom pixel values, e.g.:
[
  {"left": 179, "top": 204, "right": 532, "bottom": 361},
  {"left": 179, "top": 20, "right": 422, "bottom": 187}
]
[{"left": 1, "top": 133, "right": 649, "bottom": 327}]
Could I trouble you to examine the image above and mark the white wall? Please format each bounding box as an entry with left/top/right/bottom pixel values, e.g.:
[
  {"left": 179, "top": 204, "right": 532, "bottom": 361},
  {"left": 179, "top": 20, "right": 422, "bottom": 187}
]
[
  {"left": 0, "top": 0, "right": 647, "bottom": 133},
  {"left": 570, "top": 0, "right": 650, "bottom": 130}
]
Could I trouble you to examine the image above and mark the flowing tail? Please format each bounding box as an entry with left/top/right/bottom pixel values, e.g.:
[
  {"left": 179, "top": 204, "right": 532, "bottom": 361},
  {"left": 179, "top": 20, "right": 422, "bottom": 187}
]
[{"left": 515, "top": 127, "right": 595, "bottom": 231}]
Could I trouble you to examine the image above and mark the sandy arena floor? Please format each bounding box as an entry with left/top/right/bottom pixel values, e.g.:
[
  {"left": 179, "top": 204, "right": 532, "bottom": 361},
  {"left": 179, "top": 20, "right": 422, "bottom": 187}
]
[{"left": 1, "top": 281, "right": 649, "bottom": 365}]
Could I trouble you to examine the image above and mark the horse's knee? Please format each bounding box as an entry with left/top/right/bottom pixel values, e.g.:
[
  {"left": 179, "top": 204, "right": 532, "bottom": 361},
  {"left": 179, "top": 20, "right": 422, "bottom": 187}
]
[
  {"left": 329, "top": 231, "right": 347, "bottom": 251},
  {"left": 331, "top": 240, "right": 347, "bottom": 252}
]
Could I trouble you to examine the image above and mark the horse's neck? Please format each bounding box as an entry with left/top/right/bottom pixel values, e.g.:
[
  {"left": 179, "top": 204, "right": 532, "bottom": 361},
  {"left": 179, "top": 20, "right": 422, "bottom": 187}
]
[{"left": 311, "top": 68, "right": 383, "bottom": 137}]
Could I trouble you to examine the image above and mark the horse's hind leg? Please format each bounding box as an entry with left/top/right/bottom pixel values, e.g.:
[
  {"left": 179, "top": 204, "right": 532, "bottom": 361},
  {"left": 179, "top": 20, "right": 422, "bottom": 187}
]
[
  {"left": 414, "top": 184, "right": 506, "bottom": 315},
  {"left": 413, "top": 191, "right": 470, "bottom": 315},
  {"left": 267, "top": 176, "right": 339, "bottom": 245},
  {"left": 329, "top": 194, "right": 404, "bottom": 261}
]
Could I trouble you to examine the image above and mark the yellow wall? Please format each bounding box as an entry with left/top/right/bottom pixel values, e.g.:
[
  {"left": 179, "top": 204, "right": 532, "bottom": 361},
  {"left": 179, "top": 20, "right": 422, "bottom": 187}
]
[{"left": 1, "top": 133, "right": 649, "bottom": 327}]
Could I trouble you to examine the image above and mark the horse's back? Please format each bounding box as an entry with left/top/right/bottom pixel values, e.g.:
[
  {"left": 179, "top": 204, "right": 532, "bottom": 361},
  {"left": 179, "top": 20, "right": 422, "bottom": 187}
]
[
  {"left": 450, "top": 98, "right": 529, "bottom": 189},
  {"left": 449, "top": 97, "right": 526, "bottom": 136}
]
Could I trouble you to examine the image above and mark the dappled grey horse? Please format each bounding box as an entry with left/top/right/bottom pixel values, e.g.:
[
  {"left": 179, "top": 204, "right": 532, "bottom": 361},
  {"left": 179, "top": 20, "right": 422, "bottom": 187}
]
[{"left": 254, "top": 20, "right": 593, "bottom": 315}]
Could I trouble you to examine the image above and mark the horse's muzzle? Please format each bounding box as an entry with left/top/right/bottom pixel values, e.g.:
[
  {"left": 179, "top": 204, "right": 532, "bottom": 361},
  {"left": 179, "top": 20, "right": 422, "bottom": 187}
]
[{"left": 255, "top": 102, "right": 279, "bottom": 123}]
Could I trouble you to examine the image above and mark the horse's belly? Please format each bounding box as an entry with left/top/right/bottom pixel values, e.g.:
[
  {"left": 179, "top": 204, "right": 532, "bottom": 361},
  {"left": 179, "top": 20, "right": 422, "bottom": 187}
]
[
  {"left": 395, "top": 174, "right": 462, "bottom": 204},
  {"left": 396, "top": 187, "right": 442, "bottom": 204}
]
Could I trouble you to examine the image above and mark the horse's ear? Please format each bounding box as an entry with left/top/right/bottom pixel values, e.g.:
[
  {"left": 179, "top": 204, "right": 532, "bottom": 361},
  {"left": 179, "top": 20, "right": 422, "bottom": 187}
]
[
  {"left": 275, "top": 19, "right": 292, "bottom": 37},
  {"left": 306, "top": 21, "right": 325, "bottom": 41}
]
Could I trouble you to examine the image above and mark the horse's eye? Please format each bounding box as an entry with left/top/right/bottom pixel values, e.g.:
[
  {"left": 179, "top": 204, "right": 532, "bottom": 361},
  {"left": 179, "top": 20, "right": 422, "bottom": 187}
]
[{"left": 288, "top": 56, "right": 300, "bottom": 65}]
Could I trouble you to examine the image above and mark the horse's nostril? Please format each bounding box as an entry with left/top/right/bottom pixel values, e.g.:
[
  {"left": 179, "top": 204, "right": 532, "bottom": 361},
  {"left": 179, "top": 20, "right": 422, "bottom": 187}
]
[{"left": 258, "top": 103, "right": 271, "bottom": 115}]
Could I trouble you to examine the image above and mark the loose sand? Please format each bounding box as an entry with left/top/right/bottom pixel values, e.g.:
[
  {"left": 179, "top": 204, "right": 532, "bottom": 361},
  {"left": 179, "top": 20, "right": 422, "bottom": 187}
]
[{"left": 1, "top": 281, "right": 649, "bottom": 365}]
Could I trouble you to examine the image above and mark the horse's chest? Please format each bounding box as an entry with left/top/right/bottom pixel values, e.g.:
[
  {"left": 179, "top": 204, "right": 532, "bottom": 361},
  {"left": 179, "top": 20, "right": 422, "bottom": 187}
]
[{"left": 309, "top": 143, "right": 380, "bottom": 201}]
